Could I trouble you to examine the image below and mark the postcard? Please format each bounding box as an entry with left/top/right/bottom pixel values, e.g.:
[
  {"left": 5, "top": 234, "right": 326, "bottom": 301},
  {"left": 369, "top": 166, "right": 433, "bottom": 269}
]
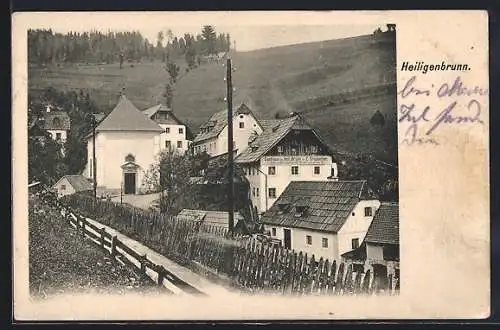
[{"left": 12, "top": 10, "right": 490, "bottom": 320}]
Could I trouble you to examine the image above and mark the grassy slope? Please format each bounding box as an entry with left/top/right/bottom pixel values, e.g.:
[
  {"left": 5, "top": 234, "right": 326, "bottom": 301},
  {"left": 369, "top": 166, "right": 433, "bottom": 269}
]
[
  {"left": 28, "top": 33, "right": 397, "bottom": 163},
  {"left": 29, "top": 194, "right": 165, "bottom": 298}
]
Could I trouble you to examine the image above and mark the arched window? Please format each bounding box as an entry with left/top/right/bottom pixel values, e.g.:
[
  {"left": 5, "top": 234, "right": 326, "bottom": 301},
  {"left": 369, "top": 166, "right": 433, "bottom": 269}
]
[
  {"left": 125, "top": 154, "right": 135, "bottom": 162},
  {"left": 52, "top": 117, "right": 61, "bottom": 127}
]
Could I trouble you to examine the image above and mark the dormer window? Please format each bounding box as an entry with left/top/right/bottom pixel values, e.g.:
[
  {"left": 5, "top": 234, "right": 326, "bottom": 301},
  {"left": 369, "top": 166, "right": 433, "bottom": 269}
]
[
  {"left": 277, "top": 201, "right": 290, "bottom": 214},
  {"left": 294, "top": 205, "right": 308, "bottom": 217},
  {"left": 251, "top": 146, "right": 258, "bottom": 152},
  {"left": 52, "top": 117, "right": 61, "bottom": 127}
]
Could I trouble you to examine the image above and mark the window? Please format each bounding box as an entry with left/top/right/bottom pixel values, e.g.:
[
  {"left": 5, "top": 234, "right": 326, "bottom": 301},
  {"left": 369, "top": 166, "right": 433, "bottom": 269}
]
[
  {"left": 306, "top": 235, "right": 312, "bottom": 245},
  {"left": 314, "top": 166, "right": 320, "bottom": 175},
  {"left": 165, "top": 127, "right": 170, "bottom": 133},
  {"left": 177, "top": 141, "right": 182, "bottom": 148},
  {"left": 268, "top": 166, "right": 276, "bottom": 175},
  {"left": 165, "top": 140, "right": 171, "bottom": 149},
  {"left": 179, "top": 128, "right": 184, "bottom": 134},
  {"left": 352, "top": 212, "right": 355, "bottom": 216},
  {"left": 268, "top": 188, "right": 276, "bottom": 199},
  {"left": 364, "top": 207, "right": 372, "bottom": 217},
  {"left": 322, "top": 238, "right": 328, "bottom": 248},
  {"left": 352, "top": 238, "right": 360, "bottom": 249},
  {"left": 61, "top": 184, "right": 66, "bottom": 190},
  {"left": 311, "top": 145, "right": 318, "bottom": 153},
  {"left": 256, "top": 188, "right": 259, "bottom": 197},
  {"left": 291, "top": 166, "right": 299, "bottom": 175},
  {"left": 271, "top": 228, "right": 276, "bottom": 236},
  {"left": 252, "top": 187, "right": 256, "bottom": 197},
  {"left": 53, "top": 118, "right": 61, "bottom": 127},
  {"left": 56, "top": 133, "right": 62, "bottom": 140},
  {"left": 239, "top": 122, "right": 244, "bottom": 129},
  {"left": 277, "top": 145, "right": 283, "bottom": 153}
]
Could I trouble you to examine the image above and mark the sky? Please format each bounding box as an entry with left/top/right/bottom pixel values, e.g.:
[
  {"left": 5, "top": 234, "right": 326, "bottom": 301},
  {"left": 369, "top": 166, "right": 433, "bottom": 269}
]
[{"left": 22, "top": 12, "right": 383, "bottom": 51}]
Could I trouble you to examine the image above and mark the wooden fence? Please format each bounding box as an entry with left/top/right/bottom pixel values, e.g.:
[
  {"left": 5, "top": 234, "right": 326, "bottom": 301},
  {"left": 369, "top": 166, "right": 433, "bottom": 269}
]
[
  {"left": 38, "top": 192, "right": 205, "bottom": 295},
  {"left": 60, "top": 193, "right": 400, "bottom": 296}
]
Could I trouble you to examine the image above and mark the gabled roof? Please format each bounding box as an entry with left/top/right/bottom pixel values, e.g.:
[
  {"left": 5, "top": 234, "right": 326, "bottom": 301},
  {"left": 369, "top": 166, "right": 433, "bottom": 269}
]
[
  {"left": 260, "top": 180, "right": 377, "bottom": 233},
  {"left": 259, "top": 119, "right": 282, "bottom": 131},
  {"left": 193, "top": 103, "right": 261, "bottom": 143},
  {"left": 235, "top": 114, "right": 334, "bottom": 164},
  {"left": 142, "top": 104, "right": 194, "bottom": 139},
  {"left": 95, "top": 95, "right": 163, "bottom": 132},
  {"left": 43, "top": 111, "right": 71, "bottom": 130},
  {"left": 53, "top": 175, "right": 93, "bottom": 192},
  {"left": 177, "top": 209, "right": 244, "bottom": 229},
  {"left": 364, "top": 202, "right": 399, "bottom": 245}
]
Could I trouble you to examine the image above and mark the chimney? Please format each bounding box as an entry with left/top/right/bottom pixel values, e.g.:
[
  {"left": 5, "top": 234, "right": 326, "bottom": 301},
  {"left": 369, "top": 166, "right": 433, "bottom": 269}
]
[
  {"left": 328, "top": 163, "right": 339, "bottom": 181},
  {"left": 46, "top": 105, "right": 51, "bottom": 113}
]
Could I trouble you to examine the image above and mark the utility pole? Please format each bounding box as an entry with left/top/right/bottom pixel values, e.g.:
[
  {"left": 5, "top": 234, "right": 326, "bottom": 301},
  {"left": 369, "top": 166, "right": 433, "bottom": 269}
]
[
  {"left": 226, "top": 57, "right": 235, "bottom": 234},
  {"left": 92, "top": 116, "right": 97, "bottom": 200}
]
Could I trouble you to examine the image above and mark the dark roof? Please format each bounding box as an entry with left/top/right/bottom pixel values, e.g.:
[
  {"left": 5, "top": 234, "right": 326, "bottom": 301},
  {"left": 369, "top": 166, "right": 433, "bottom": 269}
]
[
  {"left": 193, "top": 103, "right": 260, "bottom": 143},
  {"left": 177, "top": 209, "right": 244, "bottom": 229},
  {"left": 95, "top": 95, "right": 163, "bottom": 132},
  {"left": 142, "top": 104, "right": 194, "bottom": 139},
  {"left": 53, "top": 175, "right": 93, "bottom": 192},
  {"left": 260, "top": 180, "right": 377, "bottom": 233},
  {"left": 235, "top": 114, "right": 333, "bottom": 164},
  {"left": 43, "top": 111, "right": 71, "bottom": 130},
  {"left": 364, "top": 202, "right": 399, "bottom": 245},
  {"left": 259, "top": 119, "right": 282, "bottom": 131}
]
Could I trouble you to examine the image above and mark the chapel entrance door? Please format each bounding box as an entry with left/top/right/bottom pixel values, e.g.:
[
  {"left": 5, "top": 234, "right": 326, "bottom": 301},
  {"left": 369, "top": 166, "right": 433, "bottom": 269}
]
[{"left": 124, "top": 172, "right": 136, "bottom": 195}]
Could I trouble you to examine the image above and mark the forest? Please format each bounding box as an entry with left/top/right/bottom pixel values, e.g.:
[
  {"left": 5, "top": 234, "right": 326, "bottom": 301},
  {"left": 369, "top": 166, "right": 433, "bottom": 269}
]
[{"left": 28, "top": 25, "right": 231, "bottom": 67}]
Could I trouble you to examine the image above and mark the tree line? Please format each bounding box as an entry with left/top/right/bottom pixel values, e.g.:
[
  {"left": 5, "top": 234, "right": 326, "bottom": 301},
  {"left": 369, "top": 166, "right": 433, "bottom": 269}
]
[{"left": 28, "top": 25, "right": 232, "bottom": 67}]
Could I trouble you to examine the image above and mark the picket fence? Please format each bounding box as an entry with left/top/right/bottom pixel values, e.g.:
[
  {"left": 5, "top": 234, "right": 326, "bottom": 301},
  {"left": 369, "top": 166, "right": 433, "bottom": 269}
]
[{"left": 59, "top": 193, "right": 400, "bottom": 295}]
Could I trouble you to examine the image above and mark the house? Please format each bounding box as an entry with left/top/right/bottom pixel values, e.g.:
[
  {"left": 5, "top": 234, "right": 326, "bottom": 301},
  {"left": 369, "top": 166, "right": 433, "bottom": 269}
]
[
  {"left": 341, "top": 202, "right": 399, "bottom": 263},
  {"left": 84, "top": 95, "right": 164, "bottom": 195},
  {"left": 259, "top": 180, "right": 380, "bottom": 262},
  {"left": 176, "top": 209, "right": 247, "bottom": 232},
  {"left": 192, "top": 103, "right": 263, "bottom": 157},
  {"left": 235, "top": 114, "right": 339, "bottom": 215},
  {"left": 142, "top": 104, "right": 193, "bottom": 154},
  {"left": 42, "top": 109, "right": 71, "bottom": 143},
  {"left": 52, "top": 174, "right": 93, "bottom": 198}
]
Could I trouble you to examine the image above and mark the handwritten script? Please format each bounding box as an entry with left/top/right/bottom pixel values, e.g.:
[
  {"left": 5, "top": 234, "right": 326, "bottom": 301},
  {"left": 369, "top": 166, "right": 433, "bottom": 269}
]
[{"left": 398, "top": 75, "right": 487, "bottom": 146}]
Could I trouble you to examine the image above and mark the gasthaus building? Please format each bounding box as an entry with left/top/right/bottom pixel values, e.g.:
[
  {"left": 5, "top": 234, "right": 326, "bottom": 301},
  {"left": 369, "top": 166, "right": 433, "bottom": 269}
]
[{"left": 235, "top": 113, "right": 339, "bottom": 216}]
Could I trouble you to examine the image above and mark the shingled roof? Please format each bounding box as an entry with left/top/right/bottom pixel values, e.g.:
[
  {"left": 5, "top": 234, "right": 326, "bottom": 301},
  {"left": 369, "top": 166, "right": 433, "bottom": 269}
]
[
  {"left": 193, "top": 103, "right": 260, "bottom": 143},
  {"left": 43, "top": 111, "right": 71, "bottom": 130},
  {"left": 142, "top": 104, "right": 194, "bottom": 139},
  {"left": 95, "top": 95, "right": 163, "bottom": 132},
  {"left": 235, "top": 114, "right": 333, "bottom": 164},
  {"left": 53, "top": 175, "right": 93, "bottom": 192},
  {"left": 364, "top": 202, "right": 399, "bottom": 245},
  {"left": 260, "top": 180, "right": 377, "bottom": 233}
]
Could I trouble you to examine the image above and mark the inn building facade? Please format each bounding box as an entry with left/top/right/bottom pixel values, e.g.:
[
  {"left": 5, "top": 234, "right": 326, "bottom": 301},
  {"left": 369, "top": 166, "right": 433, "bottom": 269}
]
[{"left": 235, "top": 114, "right": 339, "bottom": 216}]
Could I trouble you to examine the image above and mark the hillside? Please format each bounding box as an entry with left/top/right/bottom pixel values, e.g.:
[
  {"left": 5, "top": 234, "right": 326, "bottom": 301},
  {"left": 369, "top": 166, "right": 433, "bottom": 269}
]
[{"left": 28, "top": 32, "right": 397, "bottom": 163}]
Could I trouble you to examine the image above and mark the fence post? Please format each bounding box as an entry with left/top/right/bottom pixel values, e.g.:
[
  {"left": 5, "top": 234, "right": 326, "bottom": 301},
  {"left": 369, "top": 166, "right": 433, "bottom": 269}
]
[
  {"left": 157, "top": 265, "right": 166, "bottom": 286},
  {"left": 111, "top": 235, "right": 118, "bottom": 257},
  {"left": 100, "top": 228, "right": 106, "bottom": 248},
  {"left": 140, "top": 254, "right": 147, "bottom": 274},
  {"left": 80, "top": 216, "right": 86, "bottom": 238}
]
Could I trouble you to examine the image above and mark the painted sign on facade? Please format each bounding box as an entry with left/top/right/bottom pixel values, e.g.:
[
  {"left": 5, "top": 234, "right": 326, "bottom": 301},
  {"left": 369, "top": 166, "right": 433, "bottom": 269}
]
[{"left": 261, "top": 155, "right": 331, "bottom": 165}]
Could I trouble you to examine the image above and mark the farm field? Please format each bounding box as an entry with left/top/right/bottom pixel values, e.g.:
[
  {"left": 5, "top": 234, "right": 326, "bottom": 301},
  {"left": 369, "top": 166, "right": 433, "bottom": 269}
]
[
  {"left": 28, "top": 194, "right": 166, "bottom": 299},
  {"left": 29, "top": 33, "right": 397, "bottom": 163}
]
